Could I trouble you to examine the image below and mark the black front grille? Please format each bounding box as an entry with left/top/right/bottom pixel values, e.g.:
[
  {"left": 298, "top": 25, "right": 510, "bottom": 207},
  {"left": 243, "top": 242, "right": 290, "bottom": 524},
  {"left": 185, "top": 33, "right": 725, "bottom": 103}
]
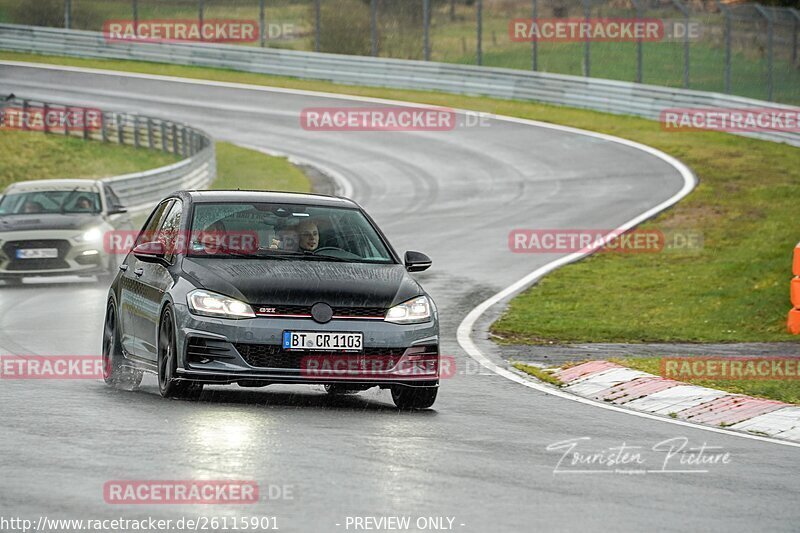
[
  {"left": 3, "top": 239, "right": 71, "bottom": 271},
  {"left": 333, "top": 306, "right": 386, "bottom": 318},
  {"left": 254, "top": 304, "right": 385, "bottom": 319},
  {"left": 234, "top": 343, "right": 407, "bottom": 369}
]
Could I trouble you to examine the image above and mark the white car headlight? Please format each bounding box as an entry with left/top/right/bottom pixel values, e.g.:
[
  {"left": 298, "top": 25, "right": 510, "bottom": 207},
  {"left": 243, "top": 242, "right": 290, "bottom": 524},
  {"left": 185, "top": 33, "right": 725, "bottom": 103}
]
[
  {"left": 187, "top": 289, "right": 255, "bottom": 319},
  {"left": 385, "top": 296, "right": 433, "bottom": 324},
  {"left": 74, "top": 227, "right": 103, "bottom": 243}
]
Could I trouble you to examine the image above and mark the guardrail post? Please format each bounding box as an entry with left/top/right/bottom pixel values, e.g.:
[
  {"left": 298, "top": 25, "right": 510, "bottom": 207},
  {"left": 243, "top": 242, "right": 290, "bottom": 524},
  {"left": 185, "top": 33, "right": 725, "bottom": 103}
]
[
  {"left": 755, "top": 5, "right": 774, "bottom": 101},
  {"left": 21, "top": 99, "right": 28, "bottom": 132},
  {"left": 423, "top": 0, "right": 430, "bottom": 61},
  {"left": 314, "top": 0, "right": 321, "bottom": 53},
  {"left": 259, "top": 0, "right": 266, "bottom": 47},
  {"left": 147, "top": 117, "right": 153, "bottom": 149},
  {"left": 181, "top": 127, "right": 188, "bottom": 157},
  {"left": 64, "top": 106, "right": 70, "bottom": 137},
  {"left": 133, "top": 116, "right": 140, "bottom": 148},
  {"left": 477, "top": 0, "right": 483, "bottom": 66},
  {"left": 531, "top": 0, "right": 538, "bottom": 71},
  {"left": 160, "top": 122, "right": 167, "bottom": 152},
  {"left": 64, "top": 0, "right": 72, "bottom": 30},
  {"left": 132, "top": 0, "right": 138, "bottom": 30},
  {"left": 43, "top": 102, "right": 49, "bottom": 134},
  {"left": 582, "top": 0, "right": 590, "bottom": 77},
  {"left": 101, "top": 111, "right": 108, "bottom": 143},
  {"left": 117, "top": 114, "right": 124, "bottom": 145},
  {"left": 82, "top": 108, "right": 88, "bottom": 140},
  {"left": 172, "top": 123, "right": 178, "bottom": 154},
  {"left": 370, "top": 0, "right": 378, "bottom": 57}
]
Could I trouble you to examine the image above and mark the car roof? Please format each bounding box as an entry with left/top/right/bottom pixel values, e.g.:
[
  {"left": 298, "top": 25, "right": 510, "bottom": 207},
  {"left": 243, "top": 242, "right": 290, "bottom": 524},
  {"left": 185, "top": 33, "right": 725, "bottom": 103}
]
[
  {"left": 5, "top": 179, "right": 102, "bottom": 193},
  {"left": 181, "top": 190, "right": 358, "bottom": 208}
]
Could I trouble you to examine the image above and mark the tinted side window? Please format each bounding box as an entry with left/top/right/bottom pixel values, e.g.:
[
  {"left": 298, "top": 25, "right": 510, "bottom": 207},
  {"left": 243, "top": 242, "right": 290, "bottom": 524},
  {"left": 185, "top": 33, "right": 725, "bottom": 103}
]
[
  {"left": 104, "top": 186, "right": 124, "bottom": 210},
  {"left": 157, "top": 200, "right": 183, "bottom": 263},
  {"left": 135, "top": 200, "right": 173, "bottom": 247}
]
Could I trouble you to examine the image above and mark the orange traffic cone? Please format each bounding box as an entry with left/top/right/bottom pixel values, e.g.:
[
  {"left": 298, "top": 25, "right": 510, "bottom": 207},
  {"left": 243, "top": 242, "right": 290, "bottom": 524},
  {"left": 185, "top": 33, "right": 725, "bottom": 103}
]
[
  {"left": 794, "top": 242, "right": 800, "bottom": 277},
  {"left": 788, "top": 308, "right": 800, "bottom": 335}
]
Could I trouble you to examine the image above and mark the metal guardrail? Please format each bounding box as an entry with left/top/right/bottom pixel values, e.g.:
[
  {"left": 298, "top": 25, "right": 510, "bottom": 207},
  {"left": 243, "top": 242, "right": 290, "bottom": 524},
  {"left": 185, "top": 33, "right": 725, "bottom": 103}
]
[
  {"left": 0, "top": 93, "right": 215, "bottom": 213},
  {"left": 0, "top": 23, "right": 798, "bottom": 148}
]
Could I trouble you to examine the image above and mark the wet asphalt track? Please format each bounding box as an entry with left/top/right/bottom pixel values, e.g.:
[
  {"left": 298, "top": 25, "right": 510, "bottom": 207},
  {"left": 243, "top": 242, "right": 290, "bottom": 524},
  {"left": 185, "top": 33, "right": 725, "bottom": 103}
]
[{"left": 0, "top": 63, "right": 798, "bottom": 533}]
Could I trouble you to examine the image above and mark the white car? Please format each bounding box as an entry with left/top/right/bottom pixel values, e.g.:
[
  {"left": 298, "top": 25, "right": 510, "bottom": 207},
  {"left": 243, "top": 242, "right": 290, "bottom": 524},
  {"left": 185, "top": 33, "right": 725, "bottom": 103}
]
[{"left": 0, "top": 179, "right": 134, "bottom": 285}]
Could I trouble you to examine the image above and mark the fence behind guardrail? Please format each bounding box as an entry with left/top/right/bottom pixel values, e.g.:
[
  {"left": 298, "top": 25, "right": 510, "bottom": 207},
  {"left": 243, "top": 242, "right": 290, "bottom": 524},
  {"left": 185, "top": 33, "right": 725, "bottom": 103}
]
[{"left": 2, "top": 0, "right": 797, "bottom": 105}]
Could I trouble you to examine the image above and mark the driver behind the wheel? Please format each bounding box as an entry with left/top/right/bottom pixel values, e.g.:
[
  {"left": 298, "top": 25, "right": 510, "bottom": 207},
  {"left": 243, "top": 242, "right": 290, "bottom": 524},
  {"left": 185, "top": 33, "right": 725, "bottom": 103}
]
[{"left": 298, "top": 220, "right": 319, "bottom": 252}]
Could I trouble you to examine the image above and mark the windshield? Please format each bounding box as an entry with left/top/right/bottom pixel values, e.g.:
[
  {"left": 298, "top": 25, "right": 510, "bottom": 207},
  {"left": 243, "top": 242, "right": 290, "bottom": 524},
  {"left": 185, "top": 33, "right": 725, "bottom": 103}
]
[
  {"left": 188, "top": 202, "right": 395, "bottom": 264},
  {"left": 0, "top": 190, "right": 101, "bottom": 215}
]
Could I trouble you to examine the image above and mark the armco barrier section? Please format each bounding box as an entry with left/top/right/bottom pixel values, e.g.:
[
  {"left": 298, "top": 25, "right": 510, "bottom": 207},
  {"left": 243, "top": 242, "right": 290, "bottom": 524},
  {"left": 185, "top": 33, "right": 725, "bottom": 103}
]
[
  {"left": 0, "top": 23, "right": 798, "bottom": 147},
  {"left": 0, "top": 95, "right": 215, "bottom": 213}
]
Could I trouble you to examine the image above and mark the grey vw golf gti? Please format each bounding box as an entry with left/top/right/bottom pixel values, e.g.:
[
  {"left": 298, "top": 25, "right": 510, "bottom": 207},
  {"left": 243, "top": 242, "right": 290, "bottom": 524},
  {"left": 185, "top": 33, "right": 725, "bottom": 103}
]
[{"left": 103, "top": 191, "right": 440, "bottom": 409}]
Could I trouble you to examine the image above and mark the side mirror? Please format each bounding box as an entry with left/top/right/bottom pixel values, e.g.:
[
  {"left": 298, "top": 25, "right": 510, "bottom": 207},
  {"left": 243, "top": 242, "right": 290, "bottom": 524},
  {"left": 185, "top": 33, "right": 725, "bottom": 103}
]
[
  {"left": 108, "top": 206, "right": 128, "bottom": 215},
  {"left": 133, "top": 241, "right": 166, "bottom": 263},
  {"left": 404, "top": 251, "right": 432, "bottom": 272}
]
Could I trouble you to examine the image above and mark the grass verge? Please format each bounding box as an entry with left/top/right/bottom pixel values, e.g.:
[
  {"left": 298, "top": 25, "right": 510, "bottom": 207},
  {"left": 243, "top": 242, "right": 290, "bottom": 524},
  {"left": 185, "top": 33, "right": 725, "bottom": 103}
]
[
  {"left": 212, "top": 142, "right": 310, "bottom": 192},
  {"left": 0, "top": 132, "right": 309, "bottom": 195},
  {"left": 0, "top": 129, "right": 179, "bottom": 189},
  {"left": 2, "top": 51, "right": 799, "bottom": 343},
  {"left": 610, "top": 357, "right": 800, "bottom": 405},
  {"left": 512, "top": 363, "right": 563, "bottom": 387}
]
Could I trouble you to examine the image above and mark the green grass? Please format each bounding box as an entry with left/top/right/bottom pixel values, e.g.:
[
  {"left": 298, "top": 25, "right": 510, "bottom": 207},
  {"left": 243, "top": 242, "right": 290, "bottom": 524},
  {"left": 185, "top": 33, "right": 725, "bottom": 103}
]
[
  {"left": 212, "top": 142, "right": 310, "bottom": 192},
  {"left": 0, "top": 132, "right": 309, "bottom": 196},
  {"left": 611, "top": 357, "right": 800, "bottom": 405},
  {"left": 2, "top": 51, "right": 798, "bottom": 343},
  {"left": 512, "top": 363, "right": 563, "bottom": 387},
  {"left": 0, "top": 129, "right": 179, "bottom": 189}
]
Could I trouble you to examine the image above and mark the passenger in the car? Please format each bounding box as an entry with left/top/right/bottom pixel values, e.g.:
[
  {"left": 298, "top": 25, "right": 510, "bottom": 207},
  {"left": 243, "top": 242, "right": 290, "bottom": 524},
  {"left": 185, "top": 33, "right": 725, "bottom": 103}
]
[{"left": 22, "top": 200, "right": 44, "bottom": 214}]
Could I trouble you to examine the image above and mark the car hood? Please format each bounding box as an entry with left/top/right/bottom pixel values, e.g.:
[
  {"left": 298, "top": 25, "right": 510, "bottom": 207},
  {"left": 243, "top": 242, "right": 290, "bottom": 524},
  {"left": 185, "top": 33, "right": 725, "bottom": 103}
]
[
  {"left": 180, "top": 257, "right": 423, "bottom": 308},
  {"left": 0, "top": 213, "right": 101, "bottom": 233}
]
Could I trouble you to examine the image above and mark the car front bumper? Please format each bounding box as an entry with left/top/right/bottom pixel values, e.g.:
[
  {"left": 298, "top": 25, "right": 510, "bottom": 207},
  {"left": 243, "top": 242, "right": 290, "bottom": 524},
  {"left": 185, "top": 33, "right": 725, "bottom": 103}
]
[
  {"left": 0, "top": 229, "right": 111, "bottom": 277},
  {"left": 172, "top": 303, "right": 440, "bottom": 388}
]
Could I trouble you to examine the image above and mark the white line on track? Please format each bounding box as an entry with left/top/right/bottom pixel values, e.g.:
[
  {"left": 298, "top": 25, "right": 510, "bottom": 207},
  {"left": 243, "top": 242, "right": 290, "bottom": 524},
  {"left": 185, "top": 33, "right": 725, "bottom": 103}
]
[{"left": 3, "top": 60, "right": 795, "bottom": 448}]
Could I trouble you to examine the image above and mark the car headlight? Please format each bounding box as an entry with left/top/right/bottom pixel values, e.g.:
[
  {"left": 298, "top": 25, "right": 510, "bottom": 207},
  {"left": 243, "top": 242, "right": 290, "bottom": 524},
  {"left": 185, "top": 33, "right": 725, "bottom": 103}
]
[
  {"left": 74, "top": 227, "right": 103, "bottom": 243},
  {"left": 187, "top": 289, "right": 255, "bottom": 319},
  {"left": 384, "top": 296, "right": 433, "bottom": 324}
]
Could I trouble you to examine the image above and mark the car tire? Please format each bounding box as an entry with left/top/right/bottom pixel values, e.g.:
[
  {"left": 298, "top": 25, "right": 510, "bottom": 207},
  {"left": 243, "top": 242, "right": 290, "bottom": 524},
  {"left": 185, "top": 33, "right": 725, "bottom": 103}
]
[
  {"left": 102, "top": 301, "right": 143, "bottom": 390},
  {"left": 390, "top": 386, "right": 438, "bottom": 410},
  {"left": 158, "top": 306, "right": 203, "bottom": 400}
]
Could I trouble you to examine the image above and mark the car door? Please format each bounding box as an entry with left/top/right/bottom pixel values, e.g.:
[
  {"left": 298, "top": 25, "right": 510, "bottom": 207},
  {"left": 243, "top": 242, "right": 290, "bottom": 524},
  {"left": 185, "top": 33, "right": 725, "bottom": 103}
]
[
  {"left": 119, "top": 200, "right": 172, "bottom": 357},
  {"left": 134, "top": 199, "right": 184, "bottom": 362}
]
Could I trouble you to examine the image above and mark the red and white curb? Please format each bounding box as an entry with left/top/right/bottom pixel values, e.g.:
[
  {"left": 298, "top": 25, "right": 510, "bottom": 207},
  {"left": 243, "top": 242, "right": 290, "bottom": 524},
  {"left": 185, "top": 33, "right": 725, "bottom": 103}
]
[{"left": 553, "top": 361, "right": 800, "bottom": 442}]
